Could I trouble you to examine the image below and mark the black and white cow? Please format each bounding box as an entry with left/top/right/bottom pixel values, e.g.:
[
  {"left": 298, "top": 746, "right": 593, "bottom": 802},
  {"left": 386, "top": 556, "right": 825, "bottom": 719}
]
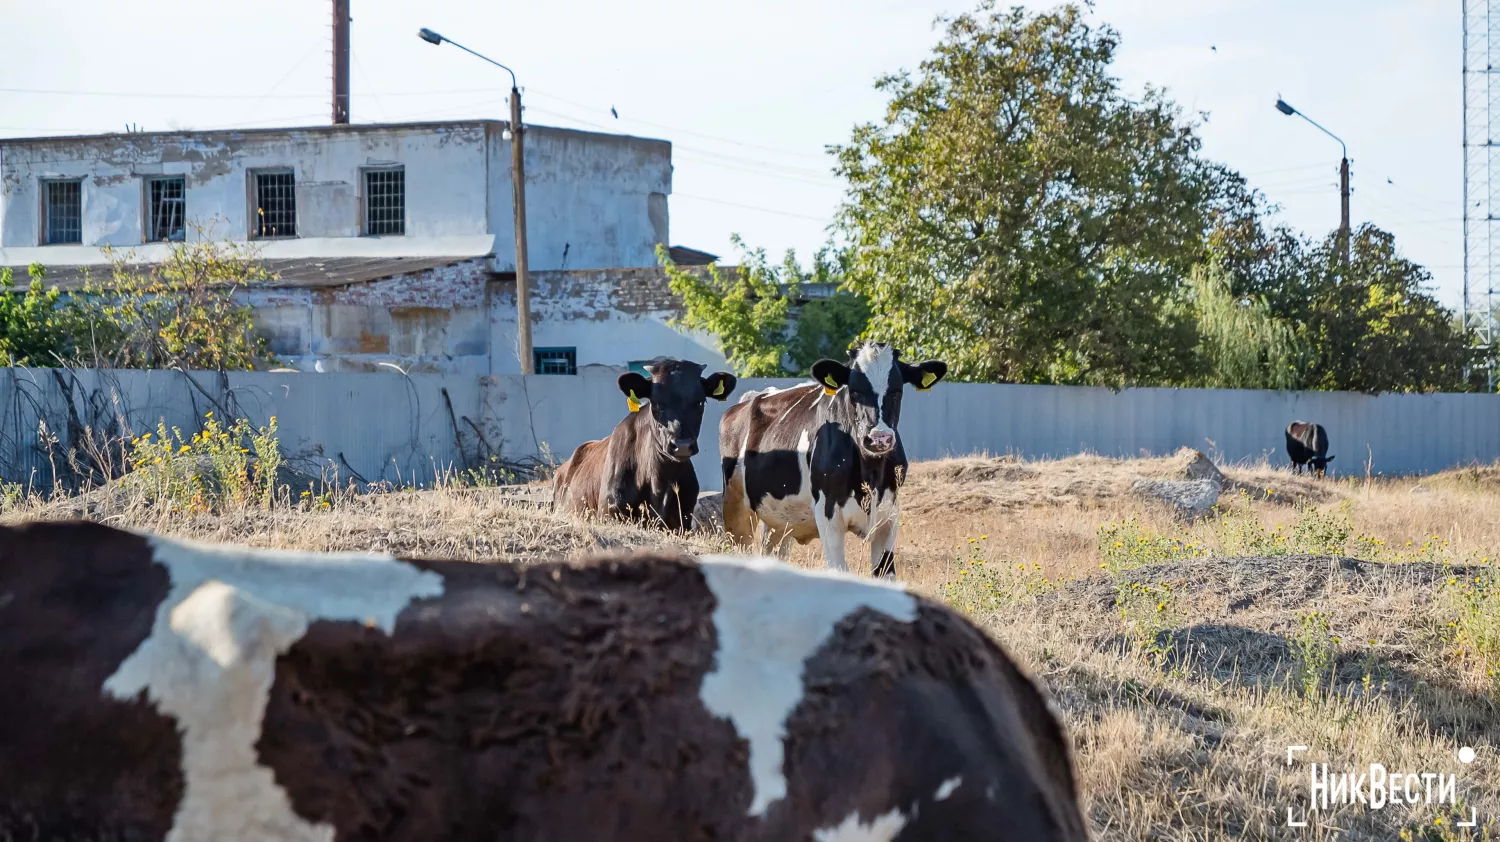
[
  {"left": 554, "top": 358, "right": 736, "bottom": 531},
  {"left": 719, "top": 342, "right": 947, "bottom": 577}
]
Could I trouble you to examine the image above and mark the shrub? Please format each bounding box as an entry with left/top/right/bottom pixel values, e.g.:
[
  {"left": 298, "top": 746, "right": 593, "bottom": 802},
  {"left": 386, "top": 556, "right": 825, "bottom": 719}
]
[{"left": 125, "top": 412, "right": 283, "bottom": 512}]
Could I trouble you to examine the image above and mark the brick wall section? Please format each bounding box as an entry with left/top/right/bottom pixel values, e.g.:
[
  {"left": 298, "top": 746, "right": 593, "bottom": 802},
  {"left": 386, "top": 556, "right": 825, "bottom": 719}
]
[{"left": 240, "top": 262, "right": 721, "bottom": 375}]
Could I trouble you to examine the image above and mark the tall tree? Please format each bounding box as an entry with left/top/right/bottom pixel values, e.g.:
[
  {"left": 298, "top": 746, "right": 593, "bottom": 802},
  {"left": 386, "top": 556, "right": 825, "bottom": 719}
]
[
  {"left": 659, "top": 239, "right": 870, "bottom": 377},
  {"left": 1302, "top": 224, "right": 1479, "bottom": 394},
  {"left": 833, "top": 2, "right": 1240, "bottom": 387}
]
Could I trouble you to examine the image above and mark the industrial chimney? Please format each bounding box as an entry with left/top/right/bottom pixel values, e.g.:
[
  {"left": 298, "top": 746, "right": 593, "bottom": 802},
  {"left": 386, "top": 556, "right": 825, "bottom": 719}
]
[{"left": 332, "top": 0, "right": 350, "bottom": 124}]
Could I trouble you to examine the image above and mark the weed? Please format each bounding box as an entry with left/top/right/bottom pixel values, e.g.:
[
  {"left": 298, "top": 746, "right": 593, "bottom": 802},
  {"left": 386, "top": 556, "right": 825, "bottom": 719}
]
[
  {"left": 1443, "top": 566, "right": 1500, "bottom": 694},
  {"left": 1290, "top": 610, "right": 1339, "bottom": 697},
  {"left": 1289, "top": 500, "right": 1352, "bottom": 555},
  {"left": 124, "top": 411, "right": 284, "bottom": 512},
  {"left": 1097, "top": 517, "right": 1199, "bottom": 572},
  {"left": 1113, "top": 577, "right": 1179, "bottom": 667}
]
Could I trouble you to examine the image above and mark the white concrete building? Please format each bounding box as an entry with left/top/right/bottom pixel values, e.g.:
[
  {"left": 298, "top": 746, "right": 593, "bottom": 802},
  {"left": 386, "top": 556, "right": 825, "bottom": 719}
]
[
  {"left": 0, "top": 119, "right": 670, "bottom": 272},
  {"left": 0, "top": 120, "right": 732, "bottom": 375}
]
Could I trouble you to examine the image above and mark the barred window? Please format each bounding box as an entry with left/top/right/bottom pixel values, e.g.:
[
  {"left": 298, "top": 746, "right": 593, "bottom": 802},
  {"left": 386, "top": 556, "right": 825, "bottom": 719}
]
[
  {"left": 534, "top": 347, "right": 577, "bottom": 375},
  {"left": 253, "top": 171, "right": 297, "bottom": 238},
  {"left": 147, "top": 177, "right": 186, "bottom": 242},
  {"left": 44, "top": 180, "right": 83, "bottom": 245},
  {"left": 365, "top": 168, "right": 405, "bottom": 235}
]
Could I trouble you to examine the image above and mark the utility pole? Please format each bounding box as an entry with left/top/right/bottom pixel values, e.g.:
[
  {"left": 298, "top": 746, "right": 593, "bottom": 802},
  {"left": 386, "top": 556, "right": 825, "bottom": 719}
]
[
  {"left": 1275, "top": 98, "right": 1350, "bottom": 267},
  {"left": 1339, "top": 156, "right": 1350, "bottom": 267},
  {"left": 417, "top": 28, "right": 534, "bottom": 373},
  {"left": 509, "top": 87, "right": 534, "bottom": 374},
  {"left": 332, "top": 0, "right": 350, "bottom": 124}
]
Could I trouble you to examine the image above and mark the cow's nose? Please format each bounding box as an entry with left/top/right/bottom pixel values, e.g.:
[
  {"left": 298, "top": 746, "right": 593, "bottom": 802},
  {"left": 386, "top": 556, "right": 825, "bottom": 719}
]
[
  {"left": 866, "top": 430, "right": 895, "bottom": 452},
  {"left": 672, "top": 438, "right": 698, "bottom": 457}
]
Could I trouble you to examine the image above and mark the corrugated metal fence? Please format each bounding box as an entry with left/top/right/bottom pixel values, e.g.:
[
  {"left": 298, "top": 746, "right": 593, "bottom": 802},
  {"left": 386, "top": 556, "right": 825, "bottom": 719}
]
[{"left": 1, "top": 367, "right": 1497, "bottom": 492}]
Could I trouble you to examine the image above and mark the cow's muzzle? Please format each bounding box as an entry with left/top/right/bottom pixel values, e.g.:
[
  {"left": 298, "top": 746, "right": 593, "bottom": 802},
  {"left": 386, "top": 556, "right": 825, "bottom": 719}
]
[
  {"left": 864, "top": 429, "right": 895, "bottom": 455},
  {"left": 670, "top": 438, "right": 698, "bottom": 460}
]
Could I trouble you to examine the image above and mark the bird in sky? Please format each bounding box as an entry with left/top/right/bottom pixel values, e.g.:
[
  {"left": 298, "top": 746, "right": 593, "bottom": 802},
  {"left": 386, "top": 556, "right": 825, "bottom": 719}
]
[
  {"left": 610, "top": 106, "right": 619, "bottom": 119},
  {"left": 1210, "top": 45, "right": 1217, "bottom": 52}
]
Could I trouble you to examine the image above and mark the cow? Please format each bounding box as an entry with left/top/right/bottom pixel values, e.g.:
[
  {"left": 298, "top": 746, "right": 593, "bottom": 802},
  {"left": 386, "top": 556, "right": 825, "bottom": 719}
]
[
  {"left": 719, "top": 342, "right": 947, "bottom": 578},
  {"left": 553, "top": 358, "right": 736, "bottom": 532},
  {"left": 1285, "top": 421, "right": 1335, "bottom": 478},
  {"left": 0, "top": 519, "right": 1089, "bottom": 842}
]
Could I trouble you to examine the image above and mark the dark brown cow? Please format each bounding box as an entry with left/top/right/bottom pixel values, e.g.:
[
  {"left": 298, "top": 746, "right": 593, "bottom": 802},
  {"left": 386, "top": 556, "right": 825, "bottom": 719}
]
[
  {"left": 1285, "top": 420, "right": 1335, "bottom": 478},
  {"left": 0, "top": 520, "right": 1088, "bottom": 842},
  {"left": 553, "top": 358, "right": 736, "bottom": 532}
]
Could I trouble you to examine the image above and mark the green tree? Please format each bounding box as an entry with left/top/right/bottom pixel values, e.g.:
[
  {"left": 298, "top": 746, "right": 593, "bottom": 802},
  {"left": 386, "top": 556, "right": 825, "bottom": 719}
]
[
  {"left": 1302, "top": 225, "right": 1478, "bottom": 394},
  {"left": 833, "top": 2, "right": 1240, "bottom": 387},
  {"left": 0, "top": 264, "right": 72, "bottom": 366},
  {"left": 658, "top": 238, "right": 869, "bottom": 377},
  {"left": 75, "top": 230, "right": 273, "bottom": 371},
  {"left": 1180, "top": 262, "right": 1308, "bottom": 390}
]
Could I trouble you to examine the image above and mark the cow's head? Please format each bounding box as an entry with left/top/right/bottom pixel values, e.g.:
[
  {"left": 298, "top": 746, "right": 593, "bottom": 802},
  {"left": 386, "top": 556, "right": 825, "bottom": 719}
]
[
  {"left": 617, "top": 359, "right": 737, "bottom": 461},
  {"left": 1311, "top": 454, "right": 1335, "bottom": 478},
  {"left": 810, "top": 342, "right": 947, "bottom": 458}
]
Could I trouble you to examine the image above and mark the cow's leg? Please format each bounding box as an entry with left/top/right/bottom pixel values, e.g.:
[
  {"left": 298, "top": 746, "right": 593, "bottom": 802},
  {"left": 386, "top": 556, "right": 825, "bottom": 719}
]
[
  {"left": 721, "top": 463, "right": 757, "bottom": 548},
  {"left": 868, "top": 504, "right": 899, "bottom": 579},
  {"left": 813, "top": 495, "right": 849, "bottom": 572}
]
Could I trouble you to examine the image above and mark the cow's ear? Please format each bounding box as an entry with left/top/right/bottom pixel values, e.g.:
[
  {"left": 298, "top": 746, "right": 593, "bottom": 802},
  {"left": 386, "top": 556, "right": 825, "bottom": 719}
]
[
  {"left": 900, "top": 360, "right": 948, "bottom": 391},
  {"left": 1325, "top": 455, "right": 1336, "bottom": 462},
  {"left": 618, "top": 372, "right": 652, "bottom": 413},
  {"left": 702, "top": 371, "right": 737, "bottom": 401},
  {"left": 810, "top": 359, "right": 850, "bottom": 396}
]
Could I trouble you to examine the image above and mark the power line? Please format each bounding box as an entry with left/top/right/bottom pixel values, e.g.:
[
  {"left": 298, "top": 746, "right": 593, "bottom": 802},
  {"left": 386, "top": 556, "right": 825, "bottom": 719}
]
[{"left": 673, "top": 193, "right": 834, "bottom": 222}]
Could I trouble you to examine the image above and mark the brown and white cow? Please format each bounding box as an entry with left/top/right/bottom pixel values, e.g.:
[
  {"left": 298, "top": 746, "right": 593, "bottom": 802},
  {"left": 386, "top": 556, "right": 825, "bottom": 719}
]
[
  {"left": 720, "top": 342, "right": 947, "bottom": 577},
  {"left": 0, "top": 520, "right": 1087, "bottom": 841},
  {"left": 553, "top": 358, "right": 736, "bottom": 532}
]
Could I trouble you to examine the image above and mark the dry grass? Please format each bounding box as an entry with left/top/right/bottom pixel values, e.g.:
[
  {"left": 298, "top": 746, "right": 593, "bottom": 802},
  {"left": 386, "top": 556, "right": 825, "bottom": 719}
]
[{"left": 5, "top": 453, "right": 1499, "bottom": 840}]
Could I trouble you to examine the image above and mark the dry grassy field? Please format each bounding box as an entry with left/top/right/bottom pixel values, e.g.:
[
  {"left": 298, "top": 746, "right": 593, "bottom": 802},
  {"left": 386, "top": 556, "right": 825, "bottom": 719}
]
[{"left": 7, "top": 451, "right": 1499, "bottom": 841}]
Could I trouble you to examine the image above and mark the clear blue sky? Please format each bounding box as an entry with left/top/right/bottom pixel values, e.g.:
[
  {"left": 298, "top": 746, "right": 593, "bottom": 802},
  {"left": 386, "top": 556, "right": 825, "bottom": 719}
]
[{"left": 1, "top": 1, "right": 1461, "bottom": 307}]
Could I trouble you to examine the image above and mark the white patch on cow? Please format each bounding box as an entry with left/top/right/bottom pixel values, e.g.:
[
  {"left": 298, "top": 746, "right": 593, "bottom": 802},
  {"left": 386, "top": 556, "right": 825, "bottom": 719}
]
[
  {"left": 104, "top": 533, "right": 445, "bottom": 842},
  {"left": 813, "top": 807, "right": 910, "bottom": 842},
  {"left": 754, "top": 428, "right": 818, "bottom": 545},
  {"left": 854, "top": 343, "right": 897, "bottom": 433},
  {"left": 695, "top": 554, "right": 917, "bottom": 817},
  {"left": 934, "top": 776, "right": 962, "bottom": 801}
]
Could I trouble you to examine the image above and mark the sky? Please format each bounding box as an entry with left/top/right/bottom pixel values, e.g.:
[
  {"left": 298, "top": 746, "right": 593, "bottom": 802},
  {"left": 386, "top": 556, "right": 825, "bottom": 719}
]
[{"left": 0, "top": 1, "right": 1464, "bottom": 309}]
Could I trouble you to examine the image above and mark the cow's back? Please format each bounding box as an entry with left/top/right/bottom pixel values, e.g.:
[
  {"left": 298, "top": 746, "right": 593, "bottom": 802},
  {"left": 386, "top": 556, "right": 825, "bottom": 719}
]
[
  {"left": 1, "top": 522, "right": 1087, "bottom": 841},
  {"left": 553, "top": 437, "right": 608, "bottom": 513}
]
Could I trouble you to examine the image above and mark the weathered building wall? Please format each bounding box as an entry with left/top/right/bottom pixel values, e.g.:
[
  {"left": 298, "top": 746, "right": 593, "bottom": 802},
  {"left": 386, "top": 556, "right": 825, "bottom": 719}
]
[
  {"left": 0, "top": 120, "right": 672, "bottom": 272},
  {"left": 488, "top": 266, "right": 726, "bottom": 374},
  {"left": 242, "top": 264, "right": 725, "bottom": 376}
]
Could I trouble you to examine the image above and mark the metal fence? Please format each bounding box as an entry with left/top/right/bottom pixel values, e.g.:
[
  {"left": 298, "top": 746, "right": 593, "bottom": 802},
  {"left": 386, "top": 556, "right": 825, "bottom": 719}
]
[{"left": 2, "top": 367, "right": 1497, "bottom": 491}]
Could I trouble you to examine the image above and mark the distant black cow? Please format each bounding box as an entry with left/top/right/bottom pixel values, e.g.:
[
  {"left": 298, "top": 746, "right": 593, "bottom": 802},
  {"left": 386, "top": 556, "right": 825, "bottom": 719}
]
[
  {"left": 554, "top": 358, "right": 736, "bottom": 531},
  {"left": 1286, "top": 421, "right": 1335, "bottom": 478},
  {"left": 719, "top": 342, "right": 947, "bottom": 577}
]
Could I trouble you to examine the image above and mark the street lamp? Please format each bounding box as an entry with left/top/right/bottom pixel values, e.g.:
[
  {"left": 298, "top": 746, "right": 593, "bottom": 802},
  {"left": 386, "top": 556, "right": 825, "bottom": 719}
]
[
  {"left": 1275, "top": 97, "right": 1350, "bottom": 267},
  {"left": 418, "top": 27, "right": 534, "bottom": 375}
]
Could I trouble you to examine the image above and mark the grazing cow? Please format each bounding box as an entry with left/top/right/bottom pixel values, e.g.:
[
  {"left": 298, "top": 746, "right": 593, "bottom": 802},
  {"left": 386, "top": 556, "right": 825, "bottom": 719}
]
[
  {"left": 1286, "top": 421, "right": 1335, "bottom": 478},
  {"left": 719, "top": 342, "right": 947, "bottom": 577},
  {"left": 0, "top": 520, "right": 1088, "bottom": 842},
  {"left": 553, "top": 358, "right": 736, "bottom": 531}
]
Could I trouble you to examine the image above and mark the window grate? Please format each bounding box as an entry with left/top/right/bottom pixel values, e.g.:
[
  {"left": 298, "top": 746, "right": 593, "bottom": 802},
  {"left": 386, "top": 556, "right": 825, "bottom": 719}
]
[
  {"left": 148, "top": 177, "right": 186, "bottom": 242},
  {"left": 45, "top": 180, "right": 82, "bottom": 245},
  {"left": 365, "top": 168, "right": 405, "bottom": 235},
  {"left": 253, "top": 171, "right": 297, "bottom": 238},
  {"left": 534, "top": 347, "right": 577, "bottom": 375}
]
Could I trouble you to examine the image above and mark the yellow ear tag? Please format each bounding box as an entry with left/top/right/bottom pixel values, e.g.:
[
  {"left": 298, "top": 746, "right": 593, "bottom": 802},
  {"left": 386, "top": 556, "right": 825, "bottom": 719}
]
[
  {"left": 822, "top": 375, "right": 839, "bottom": 397},
  {"left": 626, "top": 391, "right": 641, "bottom": 412},
  {"left": 713, "top": 381, "right": 725, "bottom": 397},
  {"left": 918, "top": 371, "right": 937, "bottom": 390}
]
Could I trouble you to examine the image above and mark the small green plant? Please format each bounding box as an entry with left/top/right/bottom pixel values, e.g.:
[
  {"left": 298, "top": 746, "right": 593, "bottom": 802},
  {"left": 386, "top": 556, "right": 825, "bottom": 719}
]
[
  {"left": 1209, "top": 491, "right": 1290, "bottom": 556},
  {"left": 1289, "top": 500, "right": 1352, "bottom": 555},
  {"left": 125, "top": 411, "right": 283, "bottom": 512},
  {"left": 1444, "top": 567, "right": 1500, "bottom": 694},
  {"left": 1290, "top": 610, "right": 1339, "bottom": 697},
  {"left": 1113, "top": 578, "right": 1179, "bottom": 667},
  {"left": 1097, "top": 517, "right": 1199, "bottom": 572},
  {"left": 1399, "top": 802, "right": 1497, "bottom": 840},
  {"left": 942, "top": 535, "right": 1060, "bottom": 615}
]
